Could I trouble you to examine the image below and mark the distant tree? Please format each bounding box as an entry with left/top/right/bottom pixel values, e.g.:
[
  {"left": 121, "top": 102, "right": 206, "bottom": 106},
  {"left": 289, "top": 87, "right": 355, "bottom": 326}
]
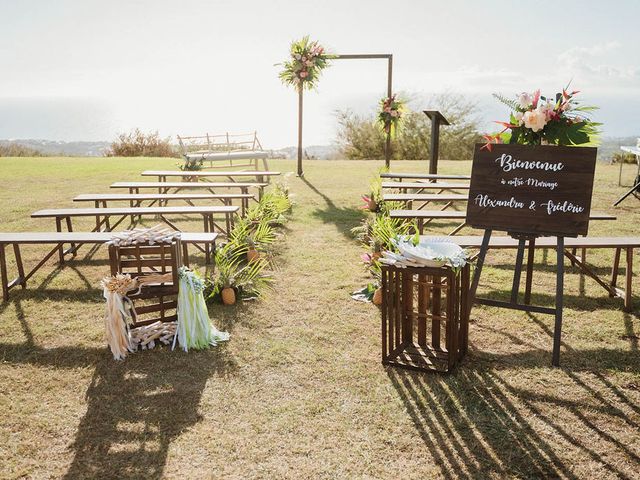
[
  {"left": 106, "top": 129, "right": 178, "bottom": 157},
  {"left": 336, "top": 93, "right": 483, "bottom": 160},
  {"left": 0, "top": 143, "right": 46, "bottom": 157}
]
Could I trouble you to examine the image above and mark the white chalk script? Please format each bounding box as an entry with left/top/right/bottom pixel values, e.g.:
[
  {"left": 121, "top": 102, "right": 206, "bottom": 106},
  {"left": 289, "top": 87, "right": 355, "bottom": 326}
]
[
  {"left": 475, "top": 194, "right": 524, "bottom": 209},
  {"left": 495, "top": 153, "right": 564, "bottom": 173}
]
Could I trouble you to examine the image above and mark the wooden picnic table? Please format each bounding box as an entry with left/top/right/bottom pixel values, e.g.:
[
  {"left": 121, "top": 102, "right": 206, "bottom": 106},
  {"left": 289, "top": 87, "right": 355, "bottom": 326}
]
[
  {"left": 111, "top": 181, "right": 267, "bottom": 200},
  {"left": 31, "top": 205, "right": 238, "bottom": 261},
  {"left": 391, "top": 209, "right": 617, "bottom": 235},
  {"left": 381, "top": 172, "right": 471, "bottom": 181},
  {"left": 74, "top": 192, "right": 253, "bottom": 216},
  {"left": 141, "top": 170, "right": 280, "bottom": 184},
  {"left": 382, "top": 181, "right": 470, "bottom": 193},
  {"left": 0, "top": 232, "right": 219, "bottom": 301}
]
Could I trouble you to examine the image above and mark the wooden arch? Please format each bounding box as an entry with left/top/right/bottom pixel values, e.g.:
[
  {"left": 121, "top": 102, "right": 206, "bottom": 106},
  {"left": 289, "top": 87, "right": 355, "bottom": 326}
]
[{"left": 296, "top": 53, "right": 393, "bottom": 176}]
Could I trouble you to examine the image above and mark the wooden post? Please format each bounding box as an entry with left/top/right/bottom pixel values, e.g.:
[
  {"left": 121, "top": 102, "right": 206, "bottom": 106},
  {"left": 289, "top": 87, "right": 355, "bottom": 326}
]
[
  {"left": 423, "top": 111, "right": 450, "bottom": 175},
  {"left": 385, "top": 55, "right": 393, "bottom": 168},
  {"left": 297, "top": 87, "right": 304, "bottom": 177}
]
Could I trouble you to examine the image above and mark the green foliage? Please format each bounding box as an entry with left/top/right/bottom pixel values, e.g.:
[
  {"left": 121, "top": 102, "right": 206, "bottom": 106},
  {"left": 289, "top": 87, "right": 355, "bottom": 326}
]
[
  {"left": 337, "top": 93, "right": 483, "bottom": 160},
  {"left": 178, "top": 158, "right": 203, "bottom": 171},
  {"left": 377, "top": 94, "right": 405, "bottom": 138},
  {"left": 369, "top": 214, "right": 415, "bottom": 252},
  {"left": 206, "top": 243, "right": 272, "bottom": 300},
  {"left": 612, "top": 151, "right": 637, "bottom": 164},
  {"left": 106, "top": 128, "right": 178, "bottom": 157},
  {"left": 205, "top": 183, "right": 292, "bottom": 303}
]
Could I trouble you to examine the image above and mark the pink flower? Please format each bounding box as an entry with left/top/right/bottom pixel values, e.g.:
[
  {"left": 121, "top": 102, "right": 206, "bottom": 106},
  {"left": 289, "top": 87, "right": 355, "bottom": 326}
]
[
  {"left": 300, "top": 71, "right": 308, "bottom": 78},
  {"left": 523, "top": 109, "right": 547, "bottom": 132}
]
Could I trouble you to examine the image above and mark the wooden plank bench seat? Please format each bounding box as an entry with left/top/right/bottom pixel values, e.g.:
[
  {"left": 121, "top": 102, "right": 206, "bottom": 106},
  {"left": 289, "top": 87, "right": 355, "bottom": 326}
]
[
  {"left": 391, "top": 209, "right": 617, "bottom": 235},
  {"left": 382, "top": 181, "right": 471, "bottom": 193},
  {"left": 141, "top": 170, "right": 280, "bottom": 184},
  {"left": 381, "top": 172, "right": 471, "bottom": 181},
  {"left": 383, "top": 193, "right": 468, "bottom": 210},
  {"left": 0, "top": 232, "right": 219, "bottom": 301},
  {"left": 111, "top": 181, "right": 268, "bottom": 200},
  {"left": 32, "top": 205, "right": 237, "bottom": 261},
  {"left": 74, "top": 192, "right": 254, "bottom": 216},
  {"left": 420, "top": 235, "right": 638, "bottom": 310}
]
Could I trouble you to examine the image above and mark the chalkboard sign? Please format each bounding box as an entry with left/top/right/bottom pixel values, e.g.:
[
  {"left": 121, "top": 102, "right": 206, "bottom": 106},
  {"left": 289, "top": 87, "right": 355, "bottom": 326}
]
[{"left": 466, "top": 144, "right": 597, "bottom": 237}]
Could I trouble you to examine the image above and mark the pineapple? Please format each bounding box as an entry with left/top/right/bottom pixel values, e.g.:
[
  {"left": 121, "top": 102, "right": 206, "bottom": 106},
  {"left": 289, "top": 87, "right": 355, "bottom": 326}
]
[
  {"left": 246, "top": 238, "right": 260, "bottom": 263},
  {"left": 221, "top": 286, "right": 236, "bottom": 305},
  {"left": 372, "top": 287, "right": 383, "bottom": 305}
]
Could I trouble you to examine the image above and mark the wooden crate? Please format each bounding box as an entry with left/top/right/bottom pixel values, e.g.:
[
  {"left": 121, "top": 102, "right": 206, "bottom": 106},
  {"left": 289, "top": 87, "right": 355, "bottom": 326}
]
[
  {"left": 108, "top": 240, "right": 182, "bottom": 328},
  {"left": 381, "top": 264, "right": 470, "bottom": 373}
]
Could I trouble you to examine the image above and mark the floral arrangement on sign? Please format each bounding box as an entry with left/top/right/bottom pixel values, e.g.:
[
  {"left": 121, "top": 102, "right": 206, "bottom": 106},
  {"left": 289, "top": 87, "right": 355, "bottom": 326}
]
[
  {"left": 377, "top": 94, "right": 405, "bottom": 137},
  {"left": 483, "top": 85, "right": 600, "bottom": 150},
  {"left": 278, "top": 36, "right": 334, "bottom": 90}
]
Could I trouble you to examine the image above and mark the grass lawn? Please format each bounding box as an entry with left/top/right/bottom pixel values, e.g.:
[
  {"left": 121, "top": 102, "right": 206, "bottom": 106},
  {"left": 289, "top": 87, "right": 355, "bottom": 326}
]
[{"left": 0, "top": 157, "right": 639, "bottom": 479}]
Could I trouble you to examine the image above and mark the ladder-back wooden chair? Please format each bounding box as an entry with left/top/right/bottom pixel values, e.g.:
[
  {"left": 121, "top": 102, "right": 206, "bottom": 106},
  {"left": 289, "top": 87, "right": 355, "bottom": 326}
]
[{"left": 108, "top": 239, "right": 182, "bottom": 328}]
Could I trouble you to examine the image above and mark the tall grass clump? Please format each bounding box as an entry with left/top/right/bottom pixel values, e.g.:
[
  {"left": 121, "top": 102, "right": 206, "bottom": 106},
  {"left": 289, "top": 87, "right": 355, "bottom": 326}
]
[{"left": 106, "top": 129, "right": 178, "bottom": 157}]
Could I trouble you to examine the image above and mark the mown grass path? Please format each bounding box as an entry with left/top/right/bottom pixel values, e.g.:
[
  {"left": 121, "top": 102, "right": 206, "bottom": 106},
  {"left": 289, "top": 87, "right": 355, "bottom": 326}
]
[{"left": 0, "top": 158, "right": 638, "bottom": 479}]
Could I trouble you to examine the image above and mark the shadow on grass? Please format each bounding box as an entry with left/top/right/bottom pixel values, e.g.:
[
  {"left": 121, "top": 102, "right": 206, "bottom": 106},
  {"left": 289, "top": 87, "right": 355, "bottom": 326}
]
[
  {"left": 387, "top": 348, "right": 640, "bottom": 479},
  {"left": 0, "top": 343, "right": 237, "bottom": 480},
  {"left": 475, "top": 288, "right": 638, "bottom": 314},
  {"left": 300, "top": 177, "right": 366, "bottom": 240},
  {"left": 0, "top": 290, "right": 248, "bottom": 479}
]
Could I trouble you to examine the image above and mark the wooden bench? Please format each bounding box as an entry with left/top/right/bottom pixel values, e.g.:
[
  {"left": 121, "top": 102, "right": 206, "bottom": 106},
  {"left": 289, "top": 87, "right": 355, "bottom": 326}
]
[
  {"left": 420, "top": 235, "right": 638, "bottom": 310},
  {"left": 391, "top": 209, "right": 617, "bottom": 235},
  {"left": 383, "top": 193, "right": 468, "bottom": 210},
  {"left": 111, "top": 181, "right": 267, "bottom": 200},
  {"left": 141, "top": 170, "right": 280, "bottom": 184},
  {"left": 0, "top": 232, "right": 218, "bottom": 301},
  {"left": 381, "top": 172, "right": 471, "bottom": 181},
  {"left": 31, "top": 205, "right": 237, "bottom": 261},
  {"left": 382, "top": 181, "right": 470, "bottom": 193},
  {"left": 74, "top": 193, "right": 254, "bottom": 216}
]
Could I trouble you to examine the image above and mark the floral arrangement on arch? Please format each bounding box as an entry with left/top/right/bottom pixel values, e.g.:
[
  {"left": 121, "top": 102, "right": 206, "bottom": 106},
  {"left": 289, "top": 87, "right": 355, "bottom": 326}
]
[
  {"left": 483, "top": 85, "right": 600, "bottom": 150},
  {"left": 278, "top": 36, "right": 334, "bottom": 91},
  {"left": 377, "top": 94, "right": 405, "bottom": 137}
]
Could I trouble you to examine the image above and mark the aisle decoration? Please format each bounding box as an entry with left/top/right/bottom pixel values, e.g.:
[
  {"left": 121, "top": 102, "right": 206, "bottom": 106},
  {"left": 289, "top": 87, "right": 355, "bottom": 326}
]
[
  {"left": 377, "top": 94, "right": 405, "bottom": 138},
  {"left": 101, "top": 226, "right": 229, "bottom": 360},
  {"left": 174, "top": 267, "right": 229, "bottom": 351},
  {"left": 206, "top": 182, "right": 291, "bottom": 305},
  {"left": 278, "top": 36, "right": 334, "bottom": 91},
  {"left": 379, "top": 236, "right": 469, "bottom": 271},
  {"left": 483, "top": 84, "right": 600, "bottom": 150}
]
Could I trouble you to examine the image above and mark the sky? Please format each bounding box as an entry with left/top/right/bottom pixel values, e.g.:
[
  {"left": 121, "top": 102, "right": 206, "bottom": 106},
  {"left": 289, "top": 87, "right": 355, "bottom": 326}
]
[{"left": 0, "top": 0, "right": 639, "bottom": 148}]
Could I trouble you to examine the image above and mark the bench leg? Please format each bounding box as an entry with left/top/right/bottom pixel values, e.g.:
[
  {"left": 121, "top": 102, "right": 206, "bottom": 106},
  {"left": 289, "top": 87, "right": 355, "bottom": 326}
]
[
  {"left": 182, "top": 243, "right": 190, "bottom": 268},
  {"left": 55, "top": 217, "right": 65, "bottom": 264},
  {"left": 13, "top": 244, "right": 26, "bottom": 289},
  {"left": 65, "top": 216, "right": 76, "bottom": 256},
  {"left": 625, "top": 247, "right": 633, "bottom": 312},
  {"left": 0, "top": 244, "right": 9, "bottom": 301},
  {"left": 203, "top": 215, "right": 211, "bottom": 264},
  {"left": 610, "top": 248, "right": 621, "bottom": 296}
]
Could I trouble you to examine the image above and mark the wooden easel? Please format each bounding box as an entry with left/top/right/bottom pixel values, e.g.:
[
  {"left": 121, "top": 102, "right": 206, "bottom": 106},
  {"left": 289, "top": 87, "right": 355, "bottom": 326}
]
[{"left": 467, "top": 229, "right": 566, "bottom": 367}]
